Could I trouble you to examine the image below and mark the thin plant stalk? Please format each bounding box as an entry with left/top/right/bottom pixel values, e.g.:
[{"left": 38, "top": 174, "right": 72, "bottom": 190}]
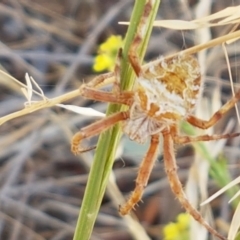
[{"left": 73, "top": 1, "right": 161, "bottom": 240}]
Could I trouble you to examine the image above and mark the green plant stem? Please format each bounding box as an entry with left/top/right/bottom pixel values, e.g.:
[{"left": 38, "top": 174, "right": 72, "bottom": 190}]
[{"left": 73, "top": 1, "right": 161, "bottom": 240}]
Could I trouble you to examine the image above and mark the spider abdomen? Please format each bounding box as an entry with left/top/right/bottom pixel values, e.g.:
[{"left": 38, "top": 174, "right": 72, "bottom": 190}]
[{"left": 137, "top": 55, "right": 201, "bottom": 120}]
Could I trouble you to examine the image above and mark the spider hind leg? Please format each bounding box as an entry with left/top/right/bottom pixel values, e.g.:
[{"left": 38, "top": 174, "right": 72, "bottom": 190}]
[
  {"left": 163, "top": 129, "right": 226, "bottom": 240},
  {"left": 119, "top": 134, "right": 160, "bottom": 215},
  {"left": 187, "top": 90, "right": 240, "bottom": 129}
]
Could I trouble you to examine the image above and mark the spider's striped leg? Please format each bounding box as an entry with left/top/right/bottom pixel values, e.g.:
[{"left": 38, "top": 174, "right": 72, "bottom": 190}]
[
  {"left": 119, "top": 134, "right": 159, "bottom": 215},
  {"left": 78, "top": 48, "right": 134, "bottom": 106},
  {"left": 80, "top": 87, "right": 134, "bottom": 106},
  {"left": 112, "top": 48, "right": 123, "bottom": 93},
  {"left": 169, "top": 119, "right": 240, "bottom": 144},
  {"left": 187, "top": 90, "right": 240, "bottom": 129},
  {"left": 128, "top": 0, "right": 155, "bottom": 76},
  {"left": 71, "top": 111, "right": 129, "bottom": 154},
  {"left": 82, "top": 72, "right": 115, "bottom": 89},
  {"left": 173, "top": 132, "right": 240, "bottom": 144},
  {"left": 162, "top": 129, "right": 226, "bottom": 240},
  {"left": 79, "top": 48, "right": 123, "bottom": 96}
]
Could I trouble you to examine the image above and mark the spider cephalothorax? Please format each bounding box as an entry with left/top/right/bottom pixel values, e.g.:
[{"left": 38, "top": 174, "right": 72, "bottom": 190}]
[{"left": 71, "top": 1, "right": 240, "bottom": 239}]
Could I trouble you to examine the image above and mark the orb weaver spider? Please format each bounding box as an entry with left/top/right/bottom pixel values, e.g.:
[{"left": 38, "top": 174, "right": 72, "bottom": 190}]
[{"left": 71, "top": 1, "right": 240, "bottom": 239}]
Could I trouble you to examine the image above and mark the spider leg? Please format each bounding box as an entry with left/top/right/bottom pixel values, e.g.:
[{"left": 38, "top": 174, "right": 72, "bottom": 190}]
[
  {"left": 128, "top": 0, "right": 154, "bottom": 76},
  {"left": 80, "top": 47, "right": 123, "bottom": 93},
  {"left": 119, "top": 134, "right": 160, "bottom": 215},
  {"left": 173, "top": 132, "right": 240, "bottom": 144},
  {"left": 82, "top": 72, "right": 115, "bottom": 89},
  {"left": 187, "top": 90, "right": 240, "bottom": 129},
  {"left": 71, "top": 111, "right": 129, "bottom": 154},
  {"left": 113, "top": 48, "right": 122, "bottom": 92},
  {"left": 79, "top": 87, "right": 134, "bottom": 106},
  {"left": 72, "top": 40, "right": 129, "bottom": 154},
  {"left": 162, "top": 129, "right": 226, "bottom": 240}
]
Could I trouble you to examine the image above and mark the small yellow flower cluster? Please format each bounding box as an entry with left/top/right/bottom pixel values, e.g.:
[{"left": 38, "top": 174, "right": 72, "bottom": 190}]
[
  {"left": 93, "top": 35, "right": 123, "bottom": 72},
  {"left": 163, "top": 213, "right": 190, "bottom": 240}
]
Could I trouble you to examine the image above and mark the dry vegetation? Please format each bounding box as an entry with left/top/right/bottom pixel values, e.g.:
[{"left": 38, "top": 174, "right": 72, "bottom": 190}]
[{"left": 1, "top": 0, "right": 240, "bottom": 240}]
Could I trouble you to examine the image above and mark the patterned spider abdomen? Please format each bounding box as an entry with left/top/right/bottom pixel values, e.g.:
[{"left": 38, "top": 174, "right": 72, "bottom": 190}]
[
  {"left": 123, "top": 55, "right": 201, "bottom": 143},
  {"left": 139, "top": 54, "right": 201, "bottom": 118}
]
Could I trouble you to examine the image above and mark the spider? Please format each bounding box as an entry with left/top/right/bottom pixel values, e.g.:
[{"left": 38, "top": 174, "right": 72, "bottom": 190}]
[{"left": 71, "top": 1, "right": 240, "bottom": 239}]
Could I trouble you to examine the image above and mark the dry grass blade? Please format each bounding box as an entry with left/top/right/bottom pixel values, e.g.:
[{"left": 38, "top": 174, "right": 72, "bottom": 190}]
[
  {"left": 201, "top": 176, "right": 240, "bottom": 240},
  {"left": 201, "top": 176, "right": 240, "bottom": 206},
  {"left": 153, "top": 5, "right": 240, "bottom": 29},
  {"left": 222, "top": 44, "right": 240, "bottom": 125},
  {"left": 228, "top": 203, "right": 240, "bottom": 240},
  {"left": 56, "top": 104, "right": 105, "bottom": 117},
  {"left": 0, "top": 89, "right": 78, "bottom": 125}
]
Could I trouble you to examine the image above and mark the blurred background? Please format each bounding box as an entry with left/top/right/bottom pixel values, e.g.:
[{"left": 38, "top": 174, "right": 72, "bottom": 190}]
[{"left": 0, "top": 0, "right": 240, "bottom": 239}]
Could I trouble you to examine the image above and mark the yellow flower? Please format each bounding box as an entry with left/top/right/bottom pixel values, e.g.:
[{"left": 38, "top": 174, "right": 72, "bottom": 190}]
[
  {"left": 163, "top": 223, "right": 180, "bottom": 240},
  {"left": 163, "top": 213, "right": 190, "bottom": 240},
  {"left": 93, "top": 54, "right": 112, "bottom": 72},
  {"left": 99, "top": 35, "right": 123, "bottom": 54},
  {"left": 93, "top": 35, "right": 123, "bottom": 72},
  {"left": 176, "top": 213, "right": 190, "bottom": 231}
]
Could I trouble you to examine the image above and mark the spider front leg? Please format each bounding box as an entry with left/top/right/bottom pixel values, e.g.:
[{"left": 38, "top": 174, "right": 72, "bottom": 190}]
[
  {"left": 128, "top": 0, "right": 154, "bottom": 76},
  {"left": 81, "top": 72, "right": 115, "bottom": 90},
  {"left": 71, "top": 111, "right": 129, "bottom": 154},
  {"left": 119, "top": 134, "right": 160, "bottom": 215},
  {"left": 72, "top": 49, "right": 134, "bottom": 154},
  {"left": 187, "top": 90, "right": 240, "bottom": 129},
  {"left": 162, "top": 129, "right": 226, "bottom": 240},
  {"left": 79, "top": 47, "right": 123, "bottom": 94},
  {"left": 79, "top": 87, "right": 134, "bottom": 106}
]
